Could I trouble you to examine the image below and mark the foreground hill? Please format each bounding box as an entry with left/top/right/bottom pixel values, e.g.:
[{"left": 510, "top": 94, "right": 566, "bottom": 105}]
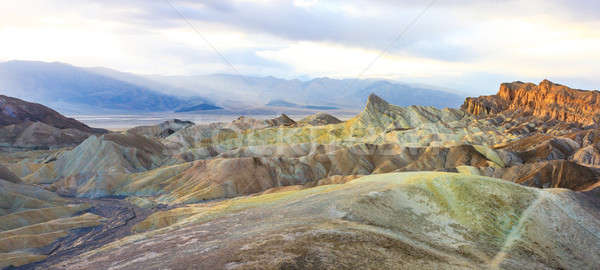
[{"left": 45, "top": 173, "right": 600, "bottom": 269}]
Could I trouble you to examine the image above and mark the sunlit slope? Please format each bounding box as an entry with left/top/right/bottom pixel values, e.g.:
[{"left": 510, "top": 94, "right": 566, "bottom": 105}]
[
  {"left": 162, "top": 94, "right": 517, "bottom": 159},
  {"left": 57, "top": 172, "right": 600, "bottom": 270},
  {"left": 38, "top": 142, "right": 508, "bottom": 204}
]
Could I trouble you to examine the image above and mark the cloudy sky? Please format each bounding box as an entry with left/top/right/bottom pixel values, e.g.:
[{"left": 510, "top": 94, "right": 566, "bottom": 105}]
[{"left": 1, "top": 0, "right": 599, "bottom": 94}]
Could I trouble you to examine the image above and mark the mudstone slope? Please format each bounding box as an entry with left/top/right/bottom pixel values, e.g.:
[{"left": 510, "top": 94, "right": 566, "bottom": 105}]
[{"left": 0, "top": 95, "right": 106, "bottom": 150}]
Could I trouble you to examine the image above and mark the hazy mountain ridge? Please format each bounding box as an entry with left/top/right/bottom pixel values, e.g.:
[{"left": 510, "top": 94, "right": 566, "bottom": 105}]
[
  {"left": 149, "top": 73, "right": 466, "bottom": 109},
  {"left": 0, "top": 61, "right": 192, "bottom": 114},
  {"left": 266, "top": 99, "right": 339, "bottom": 110},
  {"left": 0, "top": 61, "right": 465, "bottom": 114}
]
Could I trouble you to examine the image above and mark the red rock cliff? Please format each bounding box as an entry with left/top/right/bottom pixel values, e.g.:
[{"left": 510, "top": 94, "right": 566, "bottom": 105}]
[{"left": 462, "top": 80, "right": 600, "bottom": 125}]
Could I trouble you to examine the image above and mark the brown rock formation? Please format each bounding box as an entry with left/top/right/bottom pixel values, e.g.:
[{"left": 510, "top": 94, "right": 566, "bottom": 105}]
[
  {"left": 227, "top": 114, "right": 296, "bottom": 131},
  {"left": 298, "top": 112, "right": 342, "bottom": 126},
  {"left": 462, "top": 80, "right": 600, "bottom": 125},
  {"left": 0, "top": 121, "right": 92, "bottom": 150},
  {"left": 0, "top": 164, "right": 21, "bottom": 183},
  {"left": 0, "top": 95, "right": 107, "bottom": 149},
  {"left": 265, "top": 113, "right": 296, "bottom": 127},
  {"left": 0, "top": 95, "right": 103, "bottom": 133},
  {"left": 479, "top": 160, "right": 600, "bottom": 191},
  {"left": 126, "top": 119, "right": 194, "bottom": 139}
]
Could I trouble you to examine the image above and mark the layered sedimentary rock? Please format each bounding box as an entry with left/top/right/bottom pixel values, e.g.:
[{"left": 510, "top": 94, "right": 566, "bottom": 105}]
[
  {"left": 0, "top": 95, "right": 106, "bottom": 150},
  {"left": 163, "top": 94, "right": 512, "bottom": 156},
  {"left": 298, "top": 112, "right": 342, "bottom": 126},
  {"left": 51, "top": 173, "right": 600, "bottom": 270},
  {"left": 45, "top": 143, "right": 505, "bottom": 204},
  {"left": 265, "top": 113, "right": 297, "bottom": 127},
  {"left": 463, "top": 80, "right": 600, "bottom": 125},
  {"left": 126, "top": 119, "right": 194, "bottom": 139},
  {"left": 480, "top": 160, "right": 599, "bottom": 190},
  {"left": 41, "top": 131, "right": 599, "bottom": 204},
  {"left": 482, "top": 128, "right": 600, "bottom": 190},
  {"left": 13, "top": 92, "right": 600, "bottom": 205},
  {"left": 0, "top": 121, "right": 93, "bottom": 150},
  {"left": 229, "top": 114, "right": 296, "bottom": 130},
  {"left": 0, "top": 95, "right": 98, "bottom": 131},
  {"left": 0, "top": 178, "right": 104, "bottom": 268},
  {"left": 355, "top": 94, "right": 466, "bottom": 130},
  {"left": 24, "top": 132, "right": 172, "bottom": 187},
  {"left": 0, "top": 164, "right": 22, "bottom": 183}
]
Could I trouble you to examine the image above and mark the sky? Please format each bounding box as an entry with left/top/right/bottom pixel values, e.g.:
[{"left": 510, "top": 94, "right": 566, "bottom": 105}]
[{"left": 1, "top": 0, "right": 599, "bottom": 94}]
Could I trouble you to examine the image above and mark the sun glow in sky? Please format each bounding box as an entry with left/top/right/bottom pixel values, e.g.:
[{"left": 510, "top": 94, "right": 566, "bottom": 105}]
[{"left": 1, "top": 0, "right": 599, "bottom": 94}]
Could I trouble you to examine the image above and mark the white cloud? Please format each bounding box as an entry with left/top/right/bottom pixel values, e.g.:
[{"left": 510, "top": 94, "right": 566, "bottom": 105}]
[
  {"left": 293, "top": 0, "right": 319, "bottom": 8},
  {"left": 257, "top": 41, "right": 469, "bottom": 79},
  {"left": 0, "top": 0, "right": 599, "bottom": 93}
]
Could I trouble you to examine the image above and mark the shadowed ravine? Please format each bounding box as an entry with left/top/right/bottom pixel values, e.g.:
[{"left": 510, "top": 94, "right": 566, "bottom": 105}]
[{"left": 10, "top": 198, "right": 167, "bottom": 270}]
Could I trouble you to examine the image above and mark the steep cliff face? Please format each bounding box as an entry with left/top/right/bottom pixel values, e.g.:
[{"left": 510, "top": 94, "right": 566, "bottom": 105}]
[{"left": 463, "top": 80, "right": 600, "bottom": 125}]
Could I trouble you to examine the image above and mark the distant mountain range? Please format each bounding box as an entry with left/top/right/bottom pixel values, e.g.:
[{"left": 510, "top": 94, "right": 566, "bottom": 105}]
[
  {"left": 0, "top": 61, "right": 193, "bottom": 114},
  {"left": 175, "top": 103, "right": 223, "bottom": 113},
  {"left": 266, "top": 99, "right": 339, "bottom": 110},
  {"left": 0, "top": 60, "right": 466, "bottom": 114},
  {"left": 148, "top": 74, "right": 466, "bottom": 109}
]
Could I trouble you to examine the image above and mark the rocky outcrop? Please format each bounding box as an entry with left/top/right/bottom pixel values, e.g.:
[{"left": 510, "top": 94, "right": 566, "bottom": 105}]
[
  {"left": 571, "top": 145, "right": 600, "bottom": 167},
  {"left": 265, "top": 113, "right": 296, "bottom": 127},
  {"left": 0, "top": 95, "right": 103, "bottom": 132},
  {"left": 229, "top": 114, "right": 296, "bottom": 130},
  {"left": 463, "top": 80, "right": 600, "bottom": 125},
  {"left": 0, "top": 121, "right": 92, "bottom": 150},
  {"left": 466, "top": 160, "right": 600, "bottom": 191},
  {"left": 0, "top": 164, "right": 22, "bottom": 183},
  {"left": 0, "top": 95, "right": 107, "bottom": 150},
  {"left": 47, "top": 143, "right": 505, "bottom": 204},
  {"left": 354, "top": 93, "right": 466, "bottom": 130},
  {"left": 52, "top": 173, "right": 600, "bottom": 269},
  {"left": 298, "top": 112, "right": 342, "bottom": 126},
  {"left": 163, "top": 94, "right": 507, "bottom": 153},
  {"left": 126, "top": 119, "right": 194, "bottom": 139},
  {"left": 24, "top": 132, "right": 171, "bottom": 188}
]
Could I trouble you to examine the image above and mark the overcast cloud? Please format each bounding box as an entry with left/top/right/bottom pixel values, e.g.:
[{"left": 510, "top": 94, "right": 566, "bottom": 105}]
[{"left": 1, "top": 0, "right": 599, "bottom": 94}]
